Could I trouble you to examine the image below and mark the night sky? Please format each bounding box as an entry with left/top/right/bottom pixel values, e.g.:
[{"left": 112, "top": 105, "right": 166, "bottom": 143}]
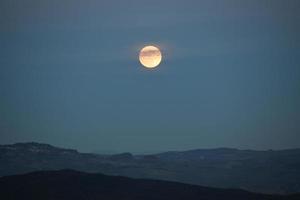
[{"left": 1, "top": 0, "right": 300, "bottom": 153}]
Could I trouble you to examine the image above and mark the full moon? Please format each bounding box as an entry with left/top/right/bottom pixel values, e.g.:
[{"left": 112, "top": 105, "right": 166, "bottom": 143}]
[{"left": 139, "top": 45, "right": 162, "bottom": 68}]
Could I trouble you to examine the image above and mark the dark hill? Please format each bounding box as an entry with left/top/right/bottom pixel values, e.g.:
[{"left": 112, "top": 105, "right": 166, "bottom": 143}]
[
  {"left": 0, "top": 170, "right": 298, "bottom": 200},
  {"left": 1, "top": 142, "right": 300, "bottom": 194}
]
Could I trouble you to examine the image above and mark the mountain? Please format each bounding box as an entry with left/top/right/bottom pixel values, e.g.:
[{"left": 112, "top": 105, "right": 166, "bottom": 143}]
[
  {"left": 0, "top": 169, "right": 299, "bottom": 200},
  {"left": 1, "top": 142, "right": 300, "bottom": 194}
]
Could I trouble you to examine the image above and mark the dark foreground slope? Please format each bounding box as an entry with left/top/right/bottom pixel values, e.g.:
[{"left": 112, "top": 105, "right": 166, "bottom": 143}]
[
  {"left": 0, "top": 170, "right": 298, "bottom": 200},
  {"left": 1, "top": 142, "right": 300, "bottom": 194}
]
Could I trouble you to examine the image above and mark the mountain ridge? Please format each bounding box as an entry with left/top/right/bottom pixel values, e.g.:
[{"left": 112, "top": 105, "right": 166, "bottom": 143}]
[
  {"left": 1, "top": 142, "right": 300, "bottom": 194},
  {"left": 2, "top": 142, "right": 300, "bottom": 154}
]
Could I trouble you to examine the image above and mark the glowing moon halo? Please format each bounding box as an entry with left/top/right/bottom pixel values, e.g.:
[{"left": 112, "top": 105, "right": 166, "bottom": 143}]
[{"left": 139, "top": 45, "right": 162, "bottom": 68}]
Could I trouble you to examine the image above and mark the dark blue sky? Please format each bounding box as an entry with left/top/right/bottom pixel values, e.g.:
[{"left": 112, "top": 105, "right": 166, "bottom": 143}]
[{"left": 1, "top": 0, "right": 300, "bottom": 153}]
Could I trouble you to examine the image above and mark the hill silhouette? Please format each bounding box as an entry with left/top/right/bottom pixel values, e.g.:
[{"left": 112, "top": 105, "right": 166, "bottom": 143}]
[
  {"left": 1, "top": 142, "right": 300, "bottom": 194},
  {"left": 0, "top": 169, "right": 299, "bottom": 200}
]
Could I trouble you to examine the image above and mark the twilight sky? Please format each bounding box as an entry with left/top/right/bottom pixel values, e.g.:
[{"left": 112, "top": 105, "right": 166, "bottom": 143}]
[{"left": 1, "top": 0, "right": 300, "bottom": 153}]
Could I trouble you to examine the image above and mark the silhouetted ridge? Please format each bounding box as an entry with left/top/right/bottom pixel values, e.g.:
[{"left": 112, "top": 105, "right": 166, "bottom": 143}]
[
  {"left": 1, "top": 142, "right": 300, "bottom": 194},
  {"left": 1, "top": 170, "right": 298, "bottom": 200}
]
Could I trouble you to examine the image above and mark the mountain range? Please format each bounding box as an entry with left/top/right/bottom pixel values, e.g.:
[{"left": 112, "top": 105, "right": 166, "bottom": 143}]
[{"left": 1, "top": 142, "right": 300, "bottom": 194}]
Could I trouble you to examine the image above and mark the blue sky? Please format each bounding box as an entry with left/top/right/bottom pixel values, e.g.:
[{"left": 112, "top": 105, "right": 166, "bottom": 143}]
[{"left": 1, "top": 0, "right": 300, "bottom": 153}]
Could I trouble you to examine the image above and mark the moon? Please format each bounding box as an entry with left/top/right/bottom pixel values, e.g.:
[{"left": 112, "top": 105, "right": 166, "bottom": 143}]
[{"left": 139, "top": 45, "right": 162, "bottom": 68}]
